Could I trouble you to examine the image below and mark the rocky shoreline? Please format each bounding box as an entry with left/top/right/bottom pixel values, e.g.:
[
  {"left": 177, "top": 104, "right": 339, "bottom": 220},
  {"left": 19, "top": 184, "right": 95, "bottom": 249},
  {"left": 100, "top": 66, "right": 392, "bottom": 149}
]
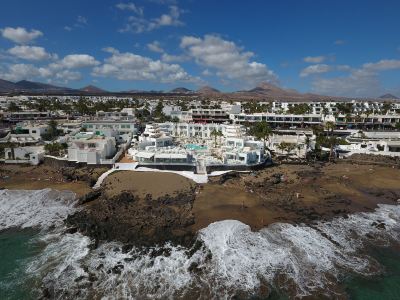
[
  {"left": 67, "top": 182, "right": 198, "bottom": 247},
  {"left": 2, "top": 156, "right": 400, "bottom": 250}
]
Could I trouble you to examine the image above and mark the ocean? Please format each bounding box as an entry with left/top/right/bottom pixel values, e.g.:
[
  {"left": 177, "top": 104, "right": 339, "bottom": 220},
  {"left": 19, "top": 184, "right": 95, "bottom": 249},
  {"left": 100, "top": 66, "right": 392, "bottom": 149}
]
[{"left": 0, "top": 188, "right": 399, "bottom": 299}]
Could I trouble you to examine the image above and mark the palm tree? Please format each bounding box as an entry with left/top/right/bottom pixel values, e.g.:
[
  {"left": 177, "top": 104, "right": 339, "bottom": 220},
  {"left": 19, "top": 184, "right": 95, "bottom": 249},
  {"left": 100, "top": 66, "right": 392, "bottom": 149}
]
[
  {"left": 286, "top": 143, "right": 297, "bottom": 157},
  {"left": 324, "top": 121, "right": 335, "bottom": 136},
  {"left": 217, "top": 130, "right": 223, "bottom": 145},
  {"left": 210, "top": 129, "right": 218, "bottom": 147},
  {"left": 47, "top": 119, "right": 59, "bottom": 141},
  {"left": 305, "top": 135, "right": 312, "bottom": 151},
  {"left": 171, "top": 116, "right": 180, "bottom": 136},
  {"left": 249, "top": 121, "right": 272, "bottom": 150},
  {"left": 312, "top": 125, "right": 324, "bottom": 138},
  {"left": 322, "top": 106, "right": 329, "bottom": 119},
  {"left": 276, "top": 142, "right": 287, "bottom": 156},
  {"left": 327, "top": 136, "right": 339, "bottom": 162}
]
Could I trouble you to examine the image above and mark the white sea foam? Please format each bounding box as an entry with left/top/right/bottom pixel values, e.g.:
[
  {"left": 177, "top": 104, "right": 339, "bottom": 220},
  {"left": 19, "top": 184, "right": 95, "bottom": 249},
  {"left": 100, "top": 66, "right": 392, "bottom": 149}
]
[
  {"left": 0, "top": 189, "right": 76, "bottom": 230},
  {"left": 22, "top": 203, "right": 400, "bottom": 299},
  {"left": 4, "top": 188, "right": 398, "bottom": 298}
]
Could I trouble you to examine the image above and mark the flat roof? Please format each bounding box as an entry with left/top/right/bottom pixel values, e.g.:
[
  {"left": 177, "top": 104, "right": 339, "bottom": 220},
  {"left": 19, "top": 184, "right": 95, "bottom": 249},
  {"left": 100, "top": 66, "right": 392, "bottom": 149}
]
[
  {"left": 135, "top": 152, "right": 155, "bottom": 159},
  {"left": 154, "top": 153, "right": 187, "bottom": 159}
]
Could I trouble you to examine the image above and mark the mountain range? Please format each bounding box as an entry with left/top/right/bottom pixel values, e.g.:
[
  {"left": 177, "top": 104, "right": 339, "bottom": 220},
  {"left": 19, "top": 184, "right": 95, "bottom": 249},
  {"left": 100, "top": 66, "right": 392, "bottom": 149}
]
[{"left": 0, "top": 78, "right": 398, "bottom": 101}]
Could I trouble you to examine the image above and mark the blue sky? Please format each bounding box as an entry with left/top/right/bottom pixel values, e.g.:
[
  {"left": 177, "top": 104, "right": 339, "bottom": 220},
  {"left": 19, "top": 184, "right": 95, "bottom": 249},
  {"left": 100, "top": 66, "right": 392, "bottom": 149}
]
[{"left": 0, "top": 0, "right": 400, "bottom": 97}]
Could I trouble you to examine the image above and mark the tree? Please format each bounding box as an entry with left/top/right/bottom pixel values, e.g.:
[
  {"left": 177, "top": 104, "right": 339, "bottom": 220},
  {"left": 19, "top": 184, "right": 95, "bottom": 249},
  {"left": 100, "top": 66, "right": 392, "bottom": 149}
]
[
  {"left": 74, "top": 97, "right": 92, "bottom": 115},
  {"left": 210, "top": 129, "right": 219, "bottom": 147},
  {"left": 305, "top": 135, "right": 312, "bottom": 151},
  {"left": 286, "top": 143, "right": 297, "bottom": 156},
  {"left": 47, "top": 120, "right": 59, "bottom": 141},
  {"left": 249, "top": 121, "right": 272, "bottom": 150},
  {"left": 153, "top": 100, "right": 165, "bottom": 119},
  {"left": 217, "top": 130, "right": 223, "bottom": 145},
  {"left": 44, "top": 142, "right": 68, "bottom": 157},
  {"left": 277, "top": 142, "right": 296, "bottom": 158},
  {"left": 171, "top": 116, "right": 180, "bottom": 136},
  {"left": 381, "top": 102, "right": 392, "bottom": 115},
  {"left": 276, "top": 142, "right": 287, "bottom": 155},
  {"left": 326, "top": 136, "right": 339, "bottom": 162},
  {"left": 324, "top": 121, "right": 335, "bottom": 136},
  {"left": 7, "top": 102, "right": 21, "bottom": 112},
  {"left": 322, "top": 106, "right": 329, "bottom": 119}
]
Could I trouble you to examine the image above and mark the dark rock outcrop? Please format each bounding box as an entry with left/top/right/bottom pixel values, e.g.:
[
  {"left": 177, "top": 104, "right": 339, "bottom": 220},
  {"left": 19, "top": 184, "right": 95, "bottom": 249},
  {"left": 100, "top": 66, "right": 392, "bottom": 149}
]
[{"left": 66, "top": 189, "right": 197, "bottom": 247}]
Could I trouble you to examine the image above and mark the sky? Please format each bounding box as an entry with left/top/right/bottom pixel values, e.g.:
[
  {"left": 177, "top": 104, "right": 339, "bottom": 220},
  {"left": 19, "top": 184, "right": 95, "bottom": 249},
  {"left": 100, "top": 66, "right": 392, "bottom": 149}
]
[{"left": 0, "top": 0, "right": 400, "bottom": 97}]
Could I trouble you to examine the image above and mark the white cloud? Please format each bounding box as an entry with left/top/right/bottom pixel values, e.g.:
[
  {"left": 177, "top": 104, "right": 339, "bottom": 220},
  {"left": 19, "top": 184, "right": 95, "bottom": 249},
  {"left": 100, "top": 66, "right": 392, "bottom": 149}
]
[
  {"left": 120, "top": 5, "right": 184, "bottom": 33},
  {"left": 0, "top": 27, "right": 43, "bottom": 44},
  {"left": 92, "top": 48, "right": 197, "bottom": 83},
  {"left": 311, "top": 59, "right": 400, "bottom": 97},
  {"left": 180, "top": 34, "right": 277, "bottom": 87},
  {"left": 161, "top": 53, "right": 188, "bottom": 63},
  {"left": 337, "top": 65, "right": 351, "bottom": 71},
  {"left": 202, "top": 69, "right": 212, "bottom": 76},
  {"left": 303, "top": 56, "right": 326, "bottom": 63},
  {"left": 59, "top": 54, "right": 99, "bottom": 69},
  {"left": 334, "top": 40, "right": 346, "bottom": 45},
  {"left": 0, "top": 52, "right": 99, "bottom": 84},
  {"left": 116, "top": 2, "right": 143, "bottom": 15},
  {"left": 362, "top": 59, "right": 400, "bottom": 72},
  {"left": 64, "top": 16, "right": 88, "bottom": 31},
  {"left": 312, "top": 73, "right": 380, "bottom": 97},
  {"left": 147, "top": 41, "right": 164, "bottom": 53},
  {"left": 102, "top": 47, "right": 119, "bottom": 54},
  {"left": 54, "top": 70, "right": 81, "bottom": 82},
  {"left": 300, "top": 64, "right": 331, "bottom": 77},
  {"left": 8, "top": 46, "right": 57, "bottom": 61},
  {"left": 0, "top": 64, "right": 41, "bottom": 81},
  {"left": 0, "top": 62, "right": 83, "bottom": 84},
  {"left": 77, "top": 16, "right": 87, "bottom": 25}
]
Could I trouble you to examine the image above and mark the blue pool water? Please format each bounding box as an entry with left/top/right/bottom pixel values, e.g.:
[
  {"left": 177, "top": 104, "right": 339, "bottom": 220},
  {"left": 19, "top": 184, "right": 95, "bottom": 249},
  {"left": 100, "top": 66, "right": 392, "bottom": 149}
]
[{"left": 185, "top": 143, "right": 207, "bottom": 150}]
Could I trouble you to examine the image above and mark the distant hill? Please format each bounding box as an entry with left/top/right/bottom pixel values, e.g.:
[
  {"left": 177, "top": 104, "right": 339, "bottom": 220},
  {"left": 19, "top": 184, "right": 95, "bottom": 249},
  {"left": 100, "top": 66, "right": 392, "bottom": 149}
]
[
  {"left": 170, "top": 87, "right": 193, "bottom": 94},
  {"left": 232, "top": 82, "right": 349, "bottom": 101},
  {"left": 197, "top": 86, "right": 221, "bottom": 94},
  {"left": 1, "top": 77, "right": 399, "bottom": 101},
  {"left": 0, "top": 79, "right": 74, "bottom": 93},
  {"left": 0, "top": 79, "right": 18, "bottom": 92},
  {"left": 236, "top": 82, "right": 302, "bottom": 98},
  {"left": 379, "top": 93, "right": 399, "bottom": 100},
  {"left": 80, "top": 85, "right": 108, "bottom": 93},
  {"left": 0, "top": 79, "right": 100, "bottom": 94},
  {"left": 14, "top": 80, "right": 71, "bottom": 92}
]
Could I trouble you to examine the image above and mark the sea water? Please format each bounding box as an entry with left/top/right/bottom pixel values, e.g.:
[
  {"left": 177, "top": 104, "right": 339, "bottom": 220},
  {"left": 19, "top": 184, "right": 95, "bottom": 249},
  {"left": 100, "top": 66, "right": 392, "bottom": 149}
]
[{"left": 0, "top": 189, "right": 399, "bottom": 299}]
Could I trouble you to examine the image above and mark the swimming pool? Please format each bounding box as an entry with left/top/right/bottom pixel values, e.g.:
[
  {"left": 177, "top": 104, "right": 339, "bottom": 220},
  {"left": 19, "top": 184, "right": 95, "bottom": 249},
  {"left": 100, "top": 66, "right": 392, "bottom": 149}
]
[{"left": 185, "top": 143, "right": 207, "bottom": 150}]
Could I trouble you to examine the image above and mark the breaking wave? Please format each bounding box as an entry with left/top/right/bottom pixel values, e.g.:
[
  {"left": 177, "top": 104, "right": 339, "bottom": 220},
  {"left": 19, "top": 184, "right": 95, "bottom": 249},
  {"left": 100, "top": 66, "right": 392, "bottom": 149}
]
[
  {"left": 2, "top": 189, "right": 400, "bottom": 299},
  {"left": 0, "top": 189, "right": 76, "bottom": 231}
]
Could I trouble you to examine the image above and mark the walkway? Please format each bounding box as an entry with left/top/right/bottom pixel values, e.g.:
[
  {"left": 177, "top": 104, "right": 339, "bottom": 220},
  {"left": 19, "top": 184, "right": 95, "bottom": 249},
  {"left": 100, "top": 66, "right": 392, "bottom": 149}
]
[{"left": 93, "top": 163, "right": 237, "bottom": 189}]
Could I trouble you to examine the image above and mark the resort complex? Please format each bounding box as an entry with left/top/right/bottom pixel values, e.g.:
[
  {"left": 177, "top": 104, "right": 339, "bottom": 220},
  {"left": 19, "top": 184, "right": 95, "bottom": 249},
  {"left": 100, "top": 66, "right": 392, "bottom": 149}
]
[{"left": 1, "top": 95, "right": 400, "bottom": 172}]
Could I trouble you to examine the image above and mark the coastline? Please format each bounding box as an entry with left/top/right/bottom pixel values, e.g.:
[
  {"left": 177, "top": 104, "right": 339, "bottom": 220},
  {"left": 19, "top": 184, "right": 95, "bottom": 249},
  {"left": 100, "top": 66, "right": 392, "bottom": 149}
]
[
  {"left": 2, "top": 159, "right": 400, "bottom": 246},
  {"left": 1, "top": 159, "right": 400, "bottom": 299},
  {"left": 193, "top": 161, "right": 400, "bottom": 231},
  {"left": 0, "top": 164, "right": 107, "bottom": 197}
]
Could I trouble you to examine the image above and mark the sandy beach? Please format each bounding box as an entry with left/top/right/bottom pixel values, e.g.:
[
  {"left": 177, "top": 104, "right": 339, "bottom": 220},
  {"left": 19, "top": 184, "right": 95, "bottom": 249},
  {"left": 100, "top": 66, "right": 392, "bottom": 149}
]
[{"left": 102, "top": 171, "right": 195, "bottom": 198}]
